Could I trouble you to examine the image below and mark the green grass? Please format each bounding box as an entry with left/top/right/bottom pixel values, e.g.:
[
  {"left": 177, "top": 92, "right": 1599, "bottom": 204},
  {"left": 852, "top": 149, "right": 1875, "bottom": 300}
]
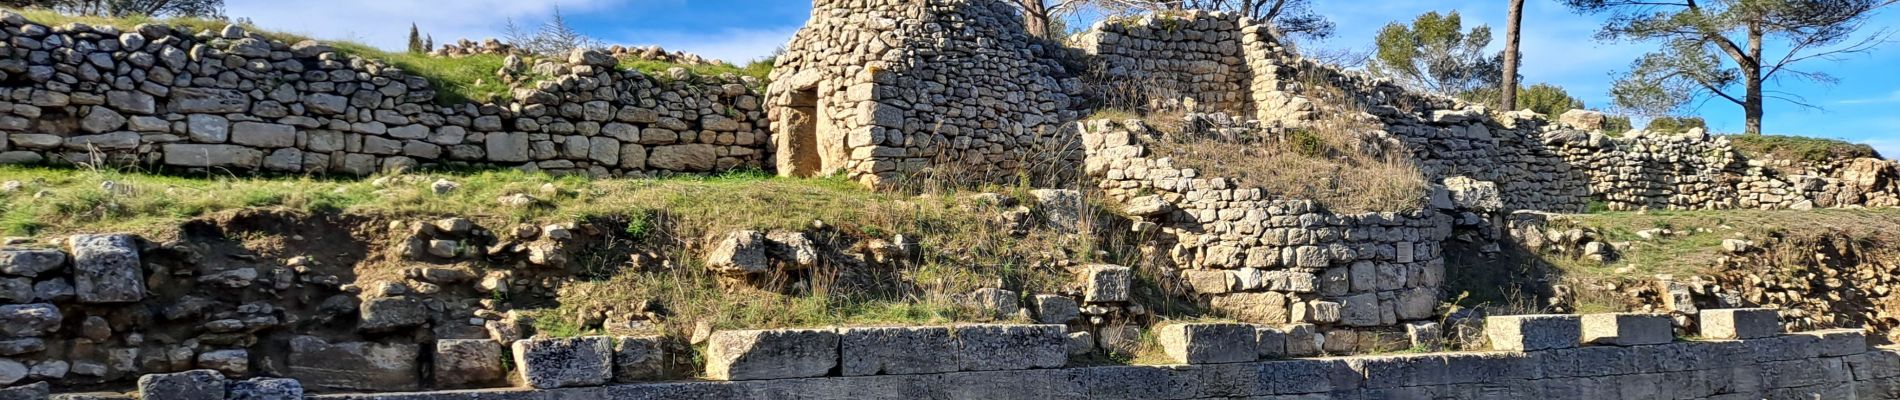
[
  {"left": 619, "top": 58, "right": 773, "bottom": 83},
  {"left": 1727, "top": 134, "right": 1882, "bottom": 163},
  {"left": 0, "top": 165, "right": 1122, "bottom": 339},
  {"left": 1542, "top": 208, "right": 1900, "bottom": 280}
]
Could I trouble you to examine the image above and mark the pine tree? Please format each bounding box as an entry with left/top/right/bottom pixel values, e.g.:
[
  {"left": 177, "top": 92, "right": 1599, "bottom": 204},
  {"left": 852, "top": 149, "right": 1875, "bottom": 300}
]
[
  {"left": 407, "top": 23, "right": 425, "bottom": 54},
  {"left": 424, "top": 35, "right": 435, "bottom": 53}
]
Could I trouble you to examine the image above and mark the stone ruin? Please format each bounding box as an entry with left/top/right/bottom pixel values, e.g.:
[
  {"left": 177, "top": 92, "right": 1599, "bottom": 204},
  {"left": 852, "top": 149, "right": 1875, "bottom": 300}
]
[
  {"left": 0, "top": 0, "right": 1896, "bottom": 398},
  {"left": 765, "top": 0, "right": 1085, "bottom": 188}
]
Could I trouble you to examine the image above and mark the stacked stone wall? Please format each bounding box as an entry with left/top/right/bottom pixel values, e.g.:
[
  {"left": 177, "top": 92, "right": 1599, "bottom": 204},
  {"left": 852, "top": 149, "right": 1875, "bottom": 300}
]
[
  {"left": 0, "top": 12, "right": 769, "bottom": 177},
  {"left": 767, "top": 0, "right": 1083, "bottom": 188},
  {"left": 1549, "top": 129, "right": 1900, "bottom": 211},
  {"left": 1081, "top": 120, "right": 1451, "bottom": 349},
  {"left": 1076, "top": 12, "right": 1252, "bottom": 114},
  {"left": 298, "top": 318, "right": 1900, "bottom": 400}
]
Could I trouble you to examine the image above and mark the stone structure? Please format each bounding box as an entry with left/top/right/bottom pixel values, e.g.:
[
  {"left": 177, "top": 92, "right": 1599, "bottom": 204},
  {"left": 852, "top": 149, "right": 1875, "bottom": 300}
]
[
  {"left": 766, "top": 0, "right": 1083, "bottom": 187},
  {"left": 0, "top": 12, "right": 767, "bottom": 177},
  {"left": 1082, "top": 119, "right": 1452, "bottom": 351},
  {"left": 306, "top": 314, "right": 1899, "bottom": 400}
]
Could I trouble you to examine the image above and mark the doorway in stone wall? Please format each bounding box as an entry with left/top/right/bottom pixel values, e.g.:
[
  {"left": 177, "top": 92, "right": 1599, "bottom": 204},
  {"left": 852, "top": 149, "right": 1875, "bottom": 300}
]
[{"left": 778, "top": 86, "right": 824, "bottom": 178}]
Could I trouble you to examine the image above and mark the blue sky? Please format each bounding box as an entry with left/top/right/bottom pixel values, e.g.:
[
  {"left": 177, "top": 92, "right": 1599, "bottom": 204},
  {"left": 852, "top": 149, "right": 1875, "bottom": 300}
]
[{"left": 226, "top": 0, "right": 1899, "bottom": 158}]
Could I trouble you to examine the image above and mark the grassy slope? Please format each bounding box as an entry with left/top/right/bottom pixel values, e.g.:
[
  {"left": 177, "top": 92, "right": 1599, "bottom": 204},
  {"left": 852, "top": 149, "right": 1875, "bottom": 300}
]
[
  {"left": 0, "top": 165, "right": 1123, "bottom": 336},
  {"left": 4, "top": 8, "right": 770, "bottom": 105},
  {"left": 1550, "top": 208, "right": 1900, "bottom": 279},
  {"left": 1727, "top": 134, "right": 1883, "bottom": 163}
]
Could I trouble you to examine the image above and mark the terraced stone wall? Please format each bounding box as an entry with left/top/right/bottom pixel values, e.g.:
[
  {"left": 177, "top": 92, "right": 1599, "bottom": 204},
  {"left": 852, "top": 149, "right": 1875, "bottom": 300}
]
[
  {"left": 1081, "top": 120, "right": 1452, "bottom": 347},
  {"left": 0, "top": 12, "right": 768, "bottom": 177}
]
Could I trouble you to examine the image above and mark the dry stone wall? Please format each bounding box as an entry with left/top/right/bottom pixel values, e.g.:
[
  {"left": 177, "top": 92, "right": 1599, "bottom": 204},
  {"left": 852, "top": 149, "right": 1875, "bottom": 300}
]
[
  {"left": 1076, "top": 12, "right": 1252, "bottom": 114},
  {"left": 0, "top": 12, "right": 768, "bottom": 177},
  {"left": 304, "top": 317, "right": 1900, "bottom": 400},
  {"left": 766, "top": 0, "right": 1084, "bottom": 188},
  {"left": 1548, "top": 127, "right": 1900, "bottom": 211},
  {"left": 1082, "top": 120, "right": 1452, "bottom": 349}
]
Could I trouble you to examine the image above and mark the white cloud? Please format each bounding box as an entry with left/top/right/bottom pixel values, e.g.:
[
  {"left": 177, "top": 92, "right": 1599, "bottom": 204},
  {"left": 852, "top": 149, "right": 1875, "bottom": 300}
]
[
  {"left": 1839, "top": 89, "right": 1900, "bottom": 105},
  {"left": 224, "top": 0, "right": 621, "bottom": 51}
]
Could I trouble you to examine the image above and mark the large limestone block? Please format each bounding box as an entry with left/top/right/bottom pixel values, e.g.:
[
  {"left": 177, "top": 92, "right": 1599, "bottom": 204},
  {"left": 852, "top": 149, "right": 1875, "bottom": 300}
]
[
  {"left": 1209, "top": 292, "right": 1289, "bottom": 324},
  {"left": 67, "top": 234, "right": 143, "bottom": 303},
  {"left": 705, "top": 230, "right": 767, "bottom": 275},
  {"left": 1082, "top": 264, "right": 1131, "bottom": 303},
  {"left": 0, "top": 248, "right": 65, "bottom": 277},
  {"left": 1700, "top": 308, "right": 1781, "bottom": 340},
  {"left": 433, "top": 339, "right": 504, "bottom": 389},
  {"left": 0, "top": 304, "right": 60, "bottom": 337},
  {"left": 137, "top": 369, "right": 226, "bottom": 400},
  {"left": 227, "top": 377, "right": 303, "bottom": 400},
  {"left": 513, "top": 336, "right": 613, "bottom": 389},
  {"left": 287, "top": 336, "right": 419, "bottom": 392},
  {"left": 230, "top": 122, "right": 295, "bottom": 148},
  {"left": 1485, "top": 315, "right": 1580, "bottom": 352},
  {"left": 613, "top": 336, "right": 670, "bottom": 382},
  {"left": 954, "top": 324, "right": 1067, "bottom": 371},
  {"left": 357, "top": 297, "right": 427, "bottom": 332},
  {"left": 706, "top": 328, "right": 839, "bottom": 380},
  {"left": 170, "top": 88, "right": 249, "bottom": 113},
  {"left": 648, "top": 144, "right": 717, "bottom": 171},
  {"left": 1256, "top": 326, "right": 1288, "bottom": 359},
  {"left": 840, "top": 326, "right": 958, "bottom": 376},
  {"left": 163, "top": 144, "right": 264, "bottom": 168},
  {"left": 1158, "top": 323, "right": 1257, "bottom": 364},
  {"left": 1031, "top": 294, "right": 1079, "bottom": 324},
  {"left": 1580, "top": 313, "right": 1673, "bottom": 346}
]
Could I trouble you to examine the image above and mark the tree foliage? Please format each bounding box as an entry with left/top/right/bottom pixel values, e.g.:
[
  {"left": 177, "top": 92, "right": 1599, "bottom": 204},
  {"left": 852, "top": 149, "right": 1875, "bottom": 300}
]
[
  {"left": 502, "top": 7, "right": 601, "bottom": 57},
  {"left": 407, "top": 23, "right": 426, "bottom": 54},
  {"left": 1368, "top": 11, "right": 1504, "bottom": 96},
  {"left": 8, "top": 0, "right": 223, "bottom": 17},
  {"left": 1566, "top": 0, "right": 1897, "bottom": 134},
  {"left": 1009, "top": 0, "right": 1090, "bottom": 39},
  {"left": 1646, "top": 116, "right": 1709, "bottom": 133},
  {"left": 1093, "top": 0, "right": 1336, "bottom": 40}
]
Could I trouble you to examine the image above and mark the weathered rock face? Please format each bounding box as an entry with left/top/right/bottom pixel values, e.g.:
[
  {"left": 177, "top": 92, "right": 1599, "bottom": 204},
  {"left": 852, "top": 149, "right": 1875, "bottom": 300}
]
[
  {"left": 706, "top": 328, "right": 839, "bottom": 380},
  {"left": 766, "top": 0, "right": 1083, "bottom": 188},
  {"left": 0, "top": 13, "right": 767, "bottom": 178},
  {"left": 137, "top": 369, "right": 227, "bottom": 400},
  {"left": 840, "top": 326, "right": 958, "bottom": 376},
  {"left": 67, "top": 234, "right": 143, "bottom": 303},
  {"left": 287, "top": 336, "right": 420, "bottom": 392},
  {"left": 433, "top": 339, "right": 504, "bottom": 389},
  {"left": 512, "top": 337, "right": 613, "bottom": 389}
]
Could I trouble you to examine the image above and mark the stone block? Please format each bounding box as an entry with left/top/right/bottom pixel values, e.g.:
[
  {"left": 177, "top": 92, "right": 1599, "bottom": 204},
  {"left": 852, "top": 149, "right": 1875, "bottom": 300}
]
[
  {"left": 433, "top": 339, "right": 504, "bottom": 389},
  {"left": 227, "top": 377, "right": 302, "bottom": 400},
  {"left": 0, "top": 248, "right": 65, "bottom": 277},
  {"left": 1082, "top": 264, "right": 1131, "bottom": 303},
  {"left": 164, "top": 144, "right": 263, "bottom": 168},
  {"left": 0, "top": 304, "right": 59, "bottom": 338},
  {"left": 840, "top": 326, "right": 957, "bottom": 376},
  {"left": 230, "top": 122, "right": 295, "bottom": 148},
  {"left": 1031, "top": 295, "right": 1079, "bottom": 324},
  {"left": 1486, "top": 315, "right": 1581, "bottom": 352},
  {"left": 954, "top": 324, "right": 1067, "bottom": 371},
  {"left": 1157, "top": 323, "right": 1256, "bottom": 364},
  {"left": 1581, "top": 313, "right": 1673, "bottom": 346},
  {"left": 1700, "top": 308, "right": 1780, "bottom": 340},
  {"left": 357, "top": 297, "right": 426, "bottom": 332},
  {"left": 706, "top": 328, "right": 838, "bottom": 380},
  {"left": 137, "top": 369, "right": 226, "bottom": 400},
  {"left": 512, "top": 336, "right": 613, "bottom": 389},
  {"left": 613, "top": 336, "right": 671, "bottom": 382},
  {"left": 1792, "top": 329, "right": 1868, "bottom": 357},
  {"left": 1256, "top": 326, "right": 1287, "bottom": 359},
  {"left": 287, "top": 336, "right": 419, "bottom": 392},
  {"left": 1284, "top": 324, "right": 1322, "bottom": 357},
  {"left": 67, "top": 234, "right": 143, "bottom": 303},
  {"left": 0, "top": 382, "right": 47, "bottom": 400},
  {"left": 1209, "top": 292, "right": 1288, "bottom": 324}
]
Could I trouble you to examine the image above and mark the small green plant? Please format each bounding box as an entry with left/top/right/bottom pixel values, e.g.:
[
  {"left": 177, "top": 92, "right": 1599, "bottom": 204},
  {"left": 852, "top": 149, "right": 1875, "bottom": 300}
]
[{"left": 623, "top": 211, "right": 653, "bottom": 241}]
